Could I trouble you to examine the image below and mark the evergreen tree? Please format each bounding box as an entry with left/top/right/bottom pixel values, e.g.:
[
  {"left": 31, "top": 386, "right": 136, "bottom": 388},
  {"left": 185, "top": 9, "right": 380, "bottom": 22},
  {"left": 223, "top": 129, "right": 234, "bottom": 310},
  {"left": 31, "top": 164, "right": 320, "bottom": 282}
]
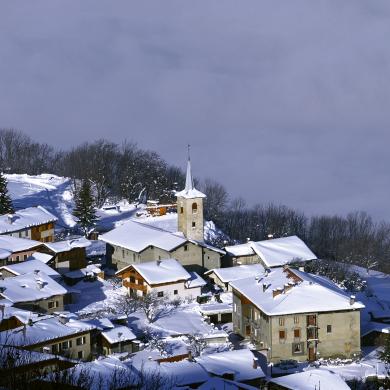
[
  {"left": 73, "top": 179, "right": 98, "bottom": 236},
  {"left": 0, "top": 172, "right": 14, "bottom": 215}
]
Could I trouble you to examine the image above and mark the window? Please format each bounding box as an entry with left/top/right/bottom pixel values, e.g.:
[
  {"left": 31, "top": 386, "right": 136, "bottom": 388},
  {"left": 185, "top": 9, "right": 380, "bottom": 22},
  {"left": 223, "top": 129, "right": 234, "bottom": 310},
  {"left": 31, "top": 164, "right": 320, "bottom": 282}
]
[
  {"left": 51, "top": 344, "right": 58, "bottom": 354},
  {"left": 133, "top": 253, "right": 136, "bottom": 261},
  {"left": 180, "top": 207, "right": 184, "bottom": 214},
  {"left": 279, "top": 317, "right": 285, "bottom": 326},
  {"left": 48, "top": 301, "right": 58, "bottom": 309},
  {"left": 192, "top": 202, "right": 198, "bottom": 214},
  {"left": 23, "top": 254, "right": 27, "bottom": 260},
  {"left": 192, "top": 222, "right": 196, "bottom": 228},
  {"left": 184, "top": 245, "right": 188, "bottom": 251},
  {"left": 294, "top": 328, "right": 301, "bottom": 338},
  {"left": 293, "top": 342, "right": 303, "bottom": 354},
  {"left": 122, "top": 250, "right": 125, "bottom": 258},
  {"left": 294, "top": 316, "right": 299, "bottom": 324},
  {"left": 19, "top": 232, "right": 22, "bottom": 238},
  {"left": 78, "top": 351, "right": 83, "bottom": 359},
  {"left": 76, "top": 336, "right": 86, "bottom": 346},
  {"left": 157, "top": 291, "right": 164, "bottom": 297},
  {"left": 62, "top": 341, "right": 70, "bottom": 350},
  {"left": 174, "top": 290, "right": 178, "bottom": 295},
  {"left": 130, "top": 276, "right": 135, "bottom": 283},
  {"left": 279, "top": 330, "right": 286, "bottom": 341},
  {"left": 327, "top": 325, "right": 332, "bottom": 333},
  {"left": 16, "top": 255, "right": 20, "bottom": 262}
]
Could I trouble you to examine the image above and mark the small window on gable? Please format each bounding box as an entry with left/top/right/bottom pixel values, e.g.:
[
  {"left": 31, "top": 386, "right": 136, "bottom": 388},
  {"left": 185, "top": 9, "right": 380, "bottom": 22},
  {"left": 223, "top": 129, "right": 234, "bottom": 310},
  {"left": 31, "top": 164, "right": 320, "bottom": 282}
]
[
  {"left": 174, "top": 290, "right": 178, "bottom": 295},
  {"left": 327, "top": 325, "right": 332, "bottom": 333},
  {"left": 184, "top": 244, "right": 188, "bottom": 251},
  {"left": 157, "top": 291, "right": 164, "bottom": 297},
  {"left": 192, "top": 203, "right": 198, "bottom": 214},
  {"left": 192, "top": 222, "right": 196, "bottom": 228}
]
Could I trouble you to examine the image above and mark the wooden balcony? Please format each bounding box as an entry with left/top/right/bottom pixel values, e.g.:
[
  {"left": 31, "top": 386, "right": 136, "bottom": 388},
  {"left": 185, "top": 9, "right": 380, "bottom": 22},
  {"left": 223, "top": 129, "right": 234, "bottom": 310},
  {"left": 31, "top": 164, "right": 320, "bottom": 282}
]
[{"left": 123, "top": 280, "right": 147, "bottom": 292}]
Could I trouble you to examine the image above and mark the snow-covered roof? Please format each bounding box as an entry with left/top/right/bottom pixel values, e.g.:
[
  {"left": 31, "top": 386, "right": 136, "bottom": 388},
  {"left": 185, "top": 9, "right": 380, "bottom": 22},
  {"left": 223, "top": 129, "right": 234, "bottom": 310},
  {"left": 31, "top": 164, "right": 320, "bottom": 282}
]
[
  {"left": 27, "top": 252, "right": 54, "bottom": 264},
  {"left": 225, "top": 236, "right": 317, "bottom": 267},
  {"left": 81, "top": 317, "right": 114, "bottom": 331},
  {"left": 0, "top": 206, "right": 57, "bottom": 234},
  {"left": 269, "top": 369, "right": 350, "bottom": 390},
  {"left": 0, "top": 305, "right": 42, "bottom": 324},
  {"left": 159, "top": 360, "right": 210, "bottom": 386},
  {"left": 230, "top": 267, "right": 365, "bottom": 316},
  {"left": 361, "top": 321, "right": 390, "bottom": 337},
  {"left": 117, "top": 259, "right": 191, "bottom": 285},
  {"left": 205, "top": 264, "right": 265, "bottom": 284},
  {"left": 0, "top": 316, "right": 95, "bottom": 347},
  {"left": 224, "top": 243, "right": 255, "bottom": 257},
  {"left": 0, "top": 259, "right": 59, "bottom": 278},
  {"left": 101, "top": 325, "right": 137, "bottom": 344},
  {"left": 198, "top": 377, "right": 258, "bottom": 390},
  {"left": 0, "top": 235, "right": 42, "bottom": 253},
  {"left": 0, "top": 271, "right": 67, "bottom": 303},
  {"left": 186, "top": 271, "right": 207, "bottom": 289},
  {"left": 199, "top": 303, "right": 232, "bottom": 315},
  {"left": 100, "top": 220, "right": 187, "bottom": 253},
  {"left": 44, "top": 237, "right": 91, "bottom": 253},
  {"left": 196, "top": 349, "right": 265, "bottom": 382},
  {"left": 0, "top": 346, "right": 59, "bottom": 368}
]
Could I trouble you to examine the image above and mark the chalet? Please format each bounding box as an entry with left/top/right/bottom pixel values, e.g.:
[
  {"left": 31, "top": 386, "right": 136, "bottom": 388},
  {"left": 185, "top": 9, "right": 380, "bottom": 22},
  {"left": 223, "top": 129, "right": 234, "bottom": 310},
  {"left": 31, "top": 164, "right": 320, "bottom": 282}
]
[
  {"left": 0, "top": 258, "right": 60, "bottom": 279},
  {"left": 116, "top": 258, "right": 206, "bottom": 300},
  {"left": 40, "top": 237, "right": 90, "bottom": 273},
  {"left": 205, "top": 264, "right": 265, "bottom": 291},
  {"left": 0, "top": 235, "right": 44, "bottom": 266},
  {"left": 0, "top": 270, "right": 67, "bottom": 313},
  {"left": 224, "top": 235, "right": 317, "bottom": 268},
  {"left": 101, "top": 325, "right": 139, "bottom": 355},
  {"left": 231, "top": 267, "right": 364, "bottom": 363},
  {"left": 100, "top": 156, "right": 225, "bottom": 274},
  {"left": 0, "top": 206, "right": 57, "bottom": 243},
  {"left": 0, "top": 316, "right": 95, "bottom": 361}
]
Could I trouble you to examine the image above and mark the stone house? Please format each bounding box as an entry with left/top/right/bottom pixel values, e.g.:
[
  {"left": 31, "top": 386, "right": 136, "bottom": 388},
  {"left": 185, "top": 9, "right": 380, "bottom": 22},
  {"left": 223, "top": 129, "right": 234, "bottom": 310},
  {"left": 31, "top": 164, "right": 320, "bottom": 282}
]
[
  {"left": 0, "top": 270, "right": 67, "bottom": 313},
  {"left": 224, "top": 235, "right": 317, "bottom": 268},
  {"left": 230, "top": 266, "right": 364, "bottom": 363},
  {"left": 0, "top": 316, "right": 95, "bottom": 361},
  {"left": 0, "top": 206, "right": 57, "bottom": 243},
  {"left": 116, "top": 258, "right": 206, "bottom": 300}
]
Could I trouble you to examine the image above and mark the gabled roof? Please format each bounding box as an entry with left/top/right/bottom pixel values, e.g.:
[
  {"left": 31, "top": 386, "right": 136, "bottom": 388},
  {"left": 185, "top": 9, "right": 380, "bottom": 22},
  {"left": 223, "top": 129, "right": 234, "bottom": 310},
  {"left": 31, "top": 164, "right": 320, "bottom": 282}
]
[
  {"left": 0, "top": 271, "right": 67, "bottom": 303},
  {"left": 0, "top": 235, "right": 42, "bottom": 254},
  {"left": 0, "top": 259, "right": 59, "bottom": 279},
  {"left": 117, "top": 259, "right": 191, "bottom": 285},
  {"left": 101, "top": 325, "right": 137, "bottom": 344},
  {"left": 186, "top": 271, "right": 207, "bottom": 289},
  {"left": 27, "top": 252, "right": 54, "bottom": 264},
  {"left": 100, "top": 220, "right": 187, "bottom": 253},
  {"left": 44, "top": 237, "right": 91, "bottom": 254},
  {"left": 0, "top": 206, "right": 57, "bottom": 234},
  {"left": 0, "top": 316, "right": 95, "bottom": 347},
  {"left": 225, "top": 236, "right": 317, "bottom": 267},
  {"left": 205, "top": 264, "right": 265, "bottom": 284},
  {"left": 230, "top": 267, "right": 364, "bottom": 316}
]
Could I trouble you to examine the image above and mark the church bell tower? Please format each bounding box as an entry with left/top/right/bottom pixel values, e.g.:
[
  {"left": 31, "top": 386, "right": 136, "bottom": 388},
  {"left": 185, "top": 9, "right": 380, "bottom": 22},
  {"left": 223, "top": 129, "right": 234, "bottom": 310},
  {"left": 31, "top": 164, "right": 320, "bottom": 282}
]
[{"left": 176, "top": 147, "right": 206, "bottom": 242}]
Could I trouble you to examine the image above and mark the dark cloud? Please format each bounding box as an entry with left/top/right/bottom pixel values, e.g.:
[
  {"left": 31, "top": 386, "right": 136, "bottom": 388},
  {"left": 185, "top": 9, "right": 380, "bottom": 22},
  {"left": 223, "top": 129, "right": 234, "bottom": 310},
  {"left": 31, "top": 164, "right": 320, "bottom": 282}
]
[{"left": 0, "top": 1, "right": 389, "bottom": 219}]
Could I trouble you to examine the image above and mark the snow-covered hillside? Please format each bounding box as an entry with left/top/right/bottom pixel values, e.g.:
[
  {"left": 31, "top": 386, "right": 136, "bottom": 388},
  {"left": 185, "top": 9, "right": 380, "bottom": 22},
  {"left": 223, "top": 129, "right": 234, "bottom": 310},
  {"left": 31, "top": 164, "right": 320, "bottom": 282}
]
[{"left": 6, "top": 174, "right": 76, "bottom": 228}]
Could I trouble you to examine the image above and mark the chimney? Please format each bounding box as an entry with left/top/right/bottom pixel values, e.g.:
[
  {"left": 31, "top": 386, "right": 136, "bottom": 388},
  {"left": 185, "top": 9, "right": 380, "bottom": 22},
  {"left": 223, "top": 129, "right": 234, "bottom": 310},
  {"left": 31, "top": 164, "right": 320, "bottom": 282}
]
[
  {"left": 350, "top": 295, "right": 356, "bottom": 305},
  {"left": 272, "top": 288, "right": 283, "bottom": 298},
  {"left": 7, "top": 214, "right": 13, "bottom": 224},
  {"left": 59, "top": 315, "right": 68, "bottom": 324},
  {"left": 283, "top": 283, "right": 293, "bottom": 293},
  {"left": 36, "top": 280, "right": 44, "bottom": 290},
  {"left": 263, "top": 283, "right": 267, "bottom": 292},
  {"left": 253, "top": 357, "right": 258, "bottom": 369},
  {"left": 34, "top": 270, "right": 40, "bottom": 275},
  {"left": 28, "top": 318, "right": 33, "bottom": 326}
]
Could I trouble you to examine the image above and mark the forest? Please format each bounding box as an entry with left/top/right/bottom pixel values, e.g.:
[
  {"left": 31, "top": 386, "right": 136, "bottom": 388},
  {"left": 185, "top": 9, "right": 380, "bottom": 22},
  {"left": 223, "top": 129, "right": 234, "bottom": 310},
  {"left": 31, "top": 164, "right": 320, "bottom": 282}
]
[{"left": 1, "top": 128, "right": 389, "bottom": 274}]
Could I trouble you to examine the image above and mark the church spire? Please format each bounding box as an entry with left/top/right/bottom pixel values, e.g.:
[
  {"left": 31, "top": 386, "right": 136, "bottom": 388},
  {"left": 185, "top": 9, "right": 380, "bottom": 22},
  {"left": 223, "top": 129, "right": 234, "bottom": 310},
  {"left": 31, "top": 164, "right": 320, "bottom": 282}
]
[{"left": 185, "top": 144, "right": 194, "bottom": 191}]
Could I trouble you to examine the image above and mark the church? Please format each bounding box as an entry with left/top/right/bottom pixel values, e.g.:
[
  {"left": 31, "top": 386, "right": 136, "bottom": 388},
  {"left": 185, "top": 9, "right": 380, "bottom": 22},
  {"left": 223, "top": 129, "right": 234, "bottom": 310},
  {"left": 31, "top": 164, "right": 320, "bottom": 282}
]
[{"left": 100, "top": 156, "right": 226, "bottom": 274}]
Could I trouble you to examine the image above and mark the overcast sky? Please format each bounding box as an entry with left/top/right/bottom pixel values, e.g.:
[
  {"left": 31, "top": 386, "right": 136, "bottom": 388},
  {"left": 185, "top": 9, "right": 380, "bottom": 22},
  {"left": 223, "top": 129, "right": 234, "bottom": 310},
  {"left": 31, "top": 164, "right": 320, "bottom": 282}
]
[{"left": 1, "top": 1, "right": 390, "bottom": 220}]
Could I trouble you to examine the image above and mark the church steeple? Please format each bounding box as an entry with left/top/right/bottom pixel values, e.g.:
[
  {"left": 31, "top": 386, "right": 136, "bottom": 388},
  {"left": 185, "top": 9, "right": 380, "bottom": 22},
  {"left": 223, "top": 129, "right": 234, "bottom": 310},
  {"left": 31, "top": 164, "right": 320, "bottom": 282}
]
[
  {"left": 176, "top": 147, "right": 206, "bottom": 242},
  {"left": 185, "top": 145, "right": 194, "bottom": 191}
]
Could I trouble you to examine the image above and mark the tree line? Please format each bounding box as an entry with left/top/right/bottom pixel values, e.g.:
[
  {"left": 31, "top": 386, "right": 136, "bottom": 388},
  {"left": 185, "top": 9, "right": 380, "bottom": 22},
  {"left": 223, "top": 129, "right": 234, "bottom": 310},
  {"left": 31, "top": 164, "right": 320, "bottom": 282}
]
[{"left": 1, "top": 128, "right": 389, "bottom": 273}]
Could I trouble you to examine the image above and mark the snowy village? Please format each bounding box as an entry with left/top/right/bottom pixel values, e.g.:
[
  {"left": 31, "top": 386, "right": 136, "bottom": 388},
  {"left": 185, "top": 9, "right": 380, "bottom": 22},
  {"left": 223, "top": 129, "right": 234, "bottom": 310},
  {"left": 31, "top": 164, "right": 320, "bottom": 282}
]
[
  {"left": 0, "top": 149, "right": 388, "bottom": 390},
  {"left": 2, "top": 2, "right": 390, "bottom": 390}
]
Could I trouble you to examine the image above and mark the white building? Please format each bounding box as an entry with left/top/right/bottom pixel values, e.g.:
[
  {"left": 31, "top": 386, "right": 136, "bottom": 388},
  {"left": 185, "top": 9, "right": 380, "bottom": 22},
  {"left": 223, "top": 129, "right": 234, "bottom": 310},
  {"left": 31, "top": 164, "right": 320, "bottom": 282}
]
[
  {"left": 225, "top": 235, "right": 317, "bottom": 268},
  {"left": 116, "top": 258, "right": 206, "bottom": 300}
]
